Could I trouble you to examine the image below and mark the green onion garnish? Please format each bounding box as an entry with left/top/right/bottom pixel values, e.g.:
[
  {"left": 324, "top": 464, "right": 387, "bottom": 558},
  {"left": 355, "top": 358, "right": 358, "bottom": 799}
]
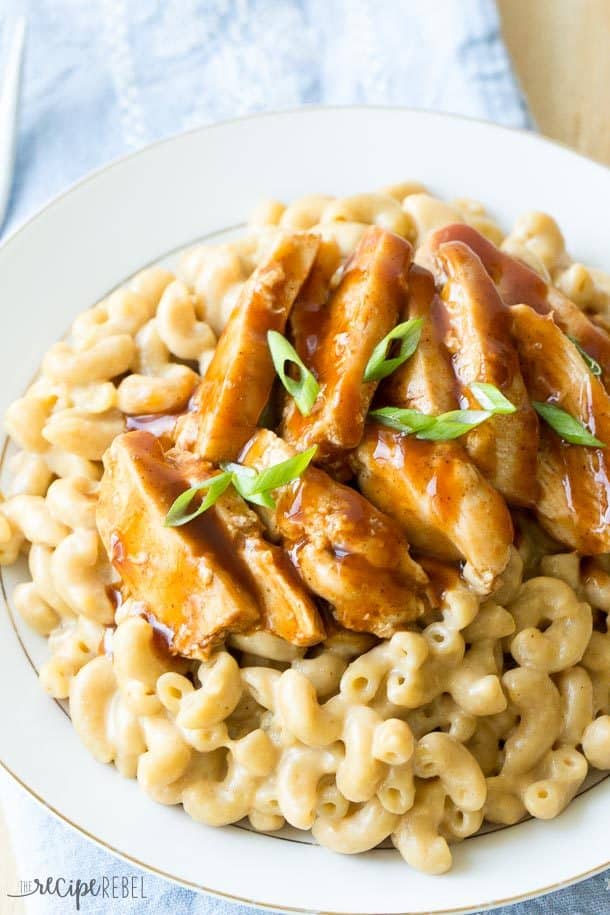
[
  {"left": 532, "top": 401, "right": 605, "bottom": 447},
  {"left": 415, "top": 410, "right": 492, "bottom": 440},
  {"left": 469, "top": 382, "right": 517, "bottom": 415},
  {"left": 366, "top": 407, "right": 436, "bottom": 436},
  {"left": 236, "top": 446, "right": 318, "bottom": 498},
  {"left": 164, "top": 472, "right": 233, "bottom": 526},
  {"left": 370, "top": 407, "right": 490, "bottom": 440},
  {"left": 220, "top": 463, "right": 276, "bottom": 509},
  {"left": 369, "top": 384, "right": 516, "bottom": 442},
  {"left": 267, "top": 331, "right": 320, "bottom": 416},
  {"left": 165, "top": 446, "right": 318, "bottom": 526},
  {"left": 567, "top": 335, "right": 602, "bottom": 377},
  {"left": 363, "top": 318, "right": 424, "bottom": 383}
]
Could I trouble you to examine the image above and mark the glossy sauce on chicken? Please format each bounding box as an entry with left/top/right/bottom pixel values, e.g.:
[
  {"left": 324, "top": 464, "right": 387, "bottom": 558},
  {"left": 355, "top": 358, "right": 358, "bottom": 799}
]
[
  {"left": 512, "top": 304, "right": 610, "bottom": 552},
  {"left": 111, "top": 435, "right": 259, "bottom": 594},
  {"left": 283, "top": 226, "right": 412, "bottom": 460},
  {"left": 99, "top": 428, "right": 328, "bottom": 656},
  {"left": 240, "top": 428, "right": 428, "bottom": 637},
  {"left": 176, "top": 232, "right": 319, "bottom": 462},
  {"left": 286, "top": 238, "right": 342, "bottom": 363},
  {"left": 355, "top": 262, "right": 513, "bottom": 593},
  {"left": 96, "top": 221, "right": 610, "bottom": 659},
  {"left": 435, "top": 240, "right": 539, "bottom": 507},
  {"left": 428, "top": 223, "right": 610, "bottom": 387},
  {"left": 383, "top": 264, "right": 457, "bottom": 412},
  {"left": 371, "top": 430, "right": 462, "bottom": 529}
]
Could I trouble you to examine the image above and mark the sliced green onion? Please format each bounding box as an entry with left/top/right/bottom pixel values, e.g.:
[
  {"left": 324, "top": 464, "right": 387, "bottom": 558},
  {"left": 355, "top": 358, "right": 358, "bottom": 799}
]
[
  {"left": 415, "top": 410, "right": 491, "bottom": 441},
  {"left": 470, "top": 382, "right": 517, "bottom": 414},
  {"left": 165, "top": 447, "right": 317, "bottom": 524},
  {"left": 567, "top": 335, "right": 602, "bottom": 377},
  {"left": 363, "top": 318, "right": 424, "bottom": 383},
  {"left": 371, "top": 382, "right": 517, "bottom": 441},
  {"left": 370, "top": 406, "right": 491, "bottom": 441},
  {"left": 533, "top": 401, "right": 605, "bottom": 447},
  {"left": 221, "top": 462, "right": 256, "bottom": 482},
  {"left": 223, "top": 462, "right": 277, "bottom": 509},
  {"left": 221, "top": 462, "right": 256, "bottom": 493},
  {"left": 267, "top": 330, "right": 320, "bottom": 416},
  {"left": 164, "top": 472, "right": 233, "bottom": 527},
  {"left": 246, "top": 445, "right": 317, "bottom": 497},
  {"left": 234, "top": 485, "right": 276, "bottom": 509},
  {"left": 369, "top": 407, "right": 436, "bottom": 435}
]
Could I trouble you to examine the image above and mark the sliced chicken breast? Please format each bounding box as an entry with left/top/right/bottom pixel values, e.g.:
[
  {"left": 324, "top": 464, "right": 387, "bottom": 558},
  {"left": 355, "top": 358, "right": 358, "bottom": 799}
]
[
  {"left": 97, "top": 431, "right": 260, "bottom": 656},
  {"left": 176, "top": 232, "right": 319, "bottom": 462},
  {"left": 282, "top": 226, "right": 412, "bottom": 460},
  {"left": 286, "top": 237, "right": 342, "bottom": 363},
  {"left": 355, "top": 427, "right": 513, "bottom": 594},
  {"left": 168, "top": 449, "right": 325, "bottom": 647},
  {"left": 512, "top": 304, "right": 610, "bottom": 553},
  {"left": 354, "top": 265, "right": 513, "bottom": 593},
  {"left": 239, "top": 429, "right": 428, "bottom": 638},
  {"left": 382, "top": 264, "right": 456, "bottom": 413},
  {"left": 97, "top": 431, "right": 324, "bottom": 657},
  {"left": 426, "top": 223, "right": 610, "bottom": 388},
  {"left": 434, "top": 240, "right": 539, "bottom": 506}
]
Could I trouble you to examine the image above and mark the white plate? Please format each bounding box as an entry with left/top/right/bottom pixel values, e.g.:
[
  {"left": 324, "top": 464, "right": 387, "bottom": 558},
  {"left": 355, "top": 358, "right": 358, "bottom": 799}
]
[{"left": 1, "top": 107, "right": 609, "bottom": 915}]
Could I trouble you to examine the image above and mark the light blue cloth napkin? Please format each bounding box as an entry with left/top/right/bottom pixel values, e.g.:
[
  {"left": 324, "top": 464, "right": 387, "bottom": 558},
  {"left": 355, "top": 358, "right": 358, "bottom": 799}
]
[
  {"left": 1, "top": 0, "right": 532, "bottom": 237},
  {"left": 1, "top": 1, "right": 608, "bottom": 913}
]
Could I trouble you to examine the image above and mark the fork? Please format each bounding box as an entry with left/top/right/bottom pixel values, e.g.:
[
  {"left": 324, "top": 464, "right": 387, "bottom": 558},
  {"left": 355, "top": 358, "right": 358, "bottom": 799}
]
[{"left": 0, "top": 5, "right": 26, "bottom": 235}]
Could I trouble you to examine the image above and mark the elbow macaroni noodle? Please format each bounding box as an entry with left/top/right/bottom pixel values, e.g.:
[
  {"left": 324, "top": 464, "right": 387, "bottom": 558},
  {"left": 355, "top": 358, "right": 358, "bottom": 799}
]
[{"left": 2, "top": 185, "right": 610, "bottom": 875}]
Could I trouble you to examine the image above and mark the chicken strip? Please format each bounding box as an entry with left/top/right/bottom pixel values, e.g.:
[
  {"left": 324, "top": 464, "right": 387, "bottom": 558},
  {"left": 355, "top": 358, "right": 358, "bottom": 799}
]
[
  {"left": 282, "top": 226, "right": 412, "bottom": 460},
  {"left": 168, "top": 448, "right": 325, "bottom": 647},
  {"left": 286, "top": 237, "right": 342, "bottom": 362},
  {"left": 354, "top": 265, "right": 513, "bottom": 593},
  {"left": 512, "top": 304, "right": 610, "bottom": 553},
  {"left": 176, "top": 231, "right": 319, "bottom": 462},
  {"left": 425, "top": 223, "right": 610, "bottom": 388},
  {"left": 239, "top": 429, "right": 428, "bottom": 638},
  {"left": 355, "top": 429, "right": 513, "bottom": 594},
  {"left": 97, "top": 431, "right": 324, "bottom": 658},
  {"left": 97, "top": 431, "right": 259, "bottom": 656},
  {"left": 434, "top": 240, "right": 539, "bottom": 506},
  {"left": 382, "top": 264, "right": 456, "bottom": 413}
]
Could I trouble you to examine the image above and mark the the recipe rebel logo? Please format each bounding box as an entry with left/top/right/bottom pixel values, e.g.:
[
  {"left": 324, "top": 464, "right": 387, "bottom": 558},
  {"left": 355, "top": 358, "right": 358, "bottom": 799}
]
[{"left": 7, "top": 875, "right": 148, "bottom": 910}]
